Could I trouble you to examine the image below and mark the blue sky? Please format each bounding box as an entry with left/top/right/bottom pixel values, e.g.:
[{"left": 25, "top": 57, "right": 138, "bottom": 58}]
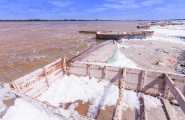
[{"left": 0, "top": 0, "right": 185, "bottom": 20}]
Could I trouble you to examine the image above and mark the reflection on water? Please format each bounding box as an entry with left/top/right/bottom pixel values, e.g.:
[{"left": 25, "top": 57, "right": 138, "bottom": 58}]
[{"left": 0, "top": 21, "right": 148, "bottom": 82}]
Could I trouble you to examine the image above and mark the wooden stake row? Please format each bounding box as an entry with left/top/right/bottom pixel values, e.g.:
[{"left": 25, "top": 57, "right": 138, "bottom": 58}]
[{"left": 113, "top": 68, "right": 127, "bottom": 120}]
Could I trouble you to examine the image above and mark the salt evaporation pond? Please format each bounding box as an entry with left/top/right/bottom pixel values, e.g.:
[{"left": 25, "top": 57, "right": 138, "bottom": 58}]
[{"left": 1, "top": 75, "right": 161, "bottom": 120}]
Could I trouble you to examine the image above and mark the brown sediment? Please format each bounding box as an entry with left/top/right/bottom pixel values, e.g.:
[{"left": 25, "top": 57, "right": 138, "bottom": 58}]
[
  {"left": 61, "top": 100, "right": 91, "bottom": 116},
  {"left": 74, "top": 101, "right": 91, "bottom": 116},
  {"left": 0, "top": 98, "right": 15, "bottom": 118},
  {"left": 64, "top": 103, "right": 72, "bottom": 110},
  {"left": 96, "top": 105, "right": 115, "bottom": 120}
]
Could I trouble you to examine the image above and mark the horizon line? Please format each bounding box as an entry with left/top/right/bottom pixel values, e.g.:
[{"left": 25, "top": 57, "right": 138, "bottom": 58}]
[{"left": 0, "top": 19, "right": 185, "bottom": 21}]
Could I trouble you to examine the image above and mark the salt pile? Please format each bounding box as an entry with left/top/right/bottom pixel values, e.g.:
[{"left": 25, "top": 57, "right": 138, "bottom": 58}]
[
  {"left": 122, "top": 90, "right": 140, "bottom": 111},
  {"left": 1, "top": 74, "right": 162, "bottom": 120},
  {"left": 38, "top": 75, "right": 161, "bottom": 118},
  {"left": 112, "top": 44, "right": 138, "bottom": 68},
  {"left": 122, "top": 90, "right": 161, "bottom": 112},
  {"left": 1, "top": 98, "right": 69, "bottom": 120},
  {"left": 147, "top": 25, "right": 185, "bottom": 44},
  {"left": 38, "top": 74, "right": 119, "bottom": 111}
]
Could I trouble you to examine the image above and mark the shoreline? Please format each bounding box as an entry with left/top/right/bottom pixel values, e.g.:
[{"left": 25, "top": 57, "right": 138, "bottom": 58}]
[{"left": 119, "top": 39, "right": 185, "bottom": 74}]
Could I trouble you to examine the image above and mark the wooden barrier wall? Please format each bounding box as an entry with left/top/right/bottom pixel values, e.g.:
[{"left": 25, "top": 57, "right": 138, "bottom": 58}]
[
  {"left": 10, "top": 59, "right": 185, "bottom": 118},
  {"left": 11, "top": 58, "right": 64, "bottom": 98},
  {"left": 10, "top": 59, "right": 185, "bottom": 100},
  {"left": 67, "top": 61, "right": 185, "bottom": 99}
]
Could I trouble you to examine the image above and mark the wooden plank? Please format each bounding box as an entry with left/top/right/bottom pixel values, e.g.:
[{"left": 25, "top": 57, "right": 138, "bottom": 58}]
[
  {"left": 162, "top": 99, "right": 178, "bottom": 120},
  {"left": 142, "top": 71, "right": 165, "bottom": 96},
  {"left": 122, "top": 108, "right": 139, "bottom": 120},
  {"left": 145, "top": 102, "right": 167, "bottom": 120},
  {"left": 113, "top": 68, "right": 126, "bottom": 120},
  {"left": 140, "top": 97, "right": 148, "bottom": 120},
  {"left": 91, "top": 65, "right": 103, "bottom": 79},
  {"left": 67, "top": 66, "right": 87, "bottom": 77},
  {"left": 79, "top": 31, "right": 97, "bottom": 34},
  {"left": 170, "top": 104, "right": 185, "bottom": 120},
  {"left": 165, "top": 73, "right": 185, "bottom": 113},
  {"left": 13, "top": 69, "right": 48, "bottom": 97},
  {"left": 168, "top": 73, "right": 185, "bottom": 97}
]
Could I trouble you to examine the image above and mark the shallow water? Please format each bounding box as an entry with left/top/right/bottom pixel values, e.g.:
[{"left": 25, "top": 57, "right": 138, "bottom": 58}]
[{"left": 0, "top": 21, "right": 147, "bottom": 82}]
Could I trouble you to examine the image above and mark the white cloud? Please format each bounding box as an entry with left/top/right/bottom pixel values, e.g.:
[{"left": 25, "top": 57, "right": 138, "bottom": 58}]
[
  {"left": 152, "top": 4, "right": 185, "bottom": 13},
  {"left": 102, "top": 0, "right": 140, "bottom": 10},
  {"left": 103, "top": 4, "right": 123, "bottom": 9},
  {"left": 102, "top": 0, "right": 164, "bottom": 10},
  {"left": 141, "top": 0, "right": 164, "bottom": 6},
  {"left": 48, "top": 1, "right": 74, "bottom": 7},
  {"left": 87, "top": 7, "right": 106, "bottom": 13}
]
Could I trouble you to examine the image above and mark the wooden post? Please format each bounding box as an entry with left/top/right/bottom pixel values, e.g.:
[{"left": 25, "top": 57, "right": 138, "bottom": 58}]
[
  {"left": 62, "top": 57, "right": 67, "bottom": 75},
  {"left": 164, "top": 83, "right": 170, "bottom": 99},
  {"left": 103, "top": 66, "right": 107, "bottom": 80},
  {"left": 87, "top": 64, "right": 92, "bottom": 79},
  {"left": 165, "top": 73, "right": 185, "bottom": 113},
  {"left": 43, "top": 68, "right": 50, "bottom": 87},
  {"left": 113, "top": 68, "right": 126, "bottom": 120},
  {"left": 140, "top": 70, "right": 147, "bottom": 92},
  {"left": 140, "top": 97, "right": 148, "bottom": 120}
]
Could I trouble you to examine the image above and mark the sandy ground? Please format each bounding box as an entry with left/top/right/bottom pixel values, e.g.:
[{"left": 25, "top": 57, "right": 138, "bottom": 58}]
[{"left": 119, "top": 40, "right": 185, "bottom": 74}]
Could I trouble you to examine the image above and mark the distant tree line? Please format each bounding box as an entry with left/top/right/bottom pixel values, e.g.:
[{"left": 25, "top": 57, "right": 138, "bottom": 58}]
[
  {"left": 0, "top": 19, "right": 121, "bottom": 21},
  {"left": 0, "top": 19, "right": 184, "bottom": 22}
]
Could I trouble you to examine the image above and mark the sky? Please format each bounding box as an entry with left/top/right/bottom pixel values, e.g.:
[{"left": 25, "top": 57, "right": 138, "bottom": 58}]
[{"left": 0, "top": 0, "right": 185, "bottom": 20}]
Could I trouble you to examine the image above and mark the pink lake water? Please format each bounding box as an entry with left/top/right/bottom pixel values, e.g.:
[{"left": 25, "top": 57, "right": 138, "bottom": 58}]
[{"left": 0, "top": 21, "right": 149, "bottom": 82}]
